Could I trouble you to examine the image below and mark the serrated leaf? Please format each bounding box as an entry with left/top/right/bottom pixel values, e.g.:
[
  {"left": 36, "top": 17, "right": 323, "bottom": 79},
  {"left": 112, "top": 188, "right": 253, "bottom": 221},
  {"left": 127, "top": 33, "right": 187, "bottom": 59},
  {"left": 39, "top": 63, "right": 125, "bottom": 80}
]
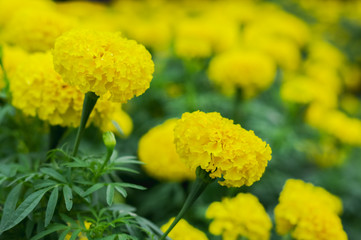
[
  {"left": 45, "top": 187, "right": 59, "bottom": 227},
  {"left": 82, "top": 183, "right": 104, "bottom": 197},
  {"left": 115, "top": 183, "right": 146, "bottom": 190},
  {"left": 114, "top": 186, "right": 127, "bottom": 198},
  {"left": 106, "top": 185, "right": 115, "bottom": 206},
  {"left": 40, "top": 168, "right": 66, "bottom": 183},
  {"left": 69, "top": 229, "right": 82, "bottom": 240},
  {"left": 30, "top": 224, "right": 68, "bottom": 240},
  {"left": 63, "top": 185, "right": 73, "bottom": 211},
  {"left": 0, "top": 183, "right": 22, "bottom": 228},
  {"left": 59, "top": 214, "right": 77, "bottom": 226},
  {"left": 0, "top": 187, "right": 52, "bottom": 234}
]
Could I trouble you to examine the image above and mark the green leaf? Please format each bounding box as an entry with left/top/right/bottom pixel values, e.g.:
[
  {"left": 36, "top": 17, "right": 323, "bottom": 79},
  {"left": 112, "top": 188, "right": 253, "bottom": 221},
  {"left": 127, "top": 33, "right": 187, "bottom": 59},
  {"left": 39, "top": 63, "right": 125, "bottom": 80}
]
[
  {"left": 69, "top": 229, "right": 82, "bottom": 240},
  {"left": 34, "top": 179, "right": 58, "bottom": 190},
  {"left": 45, "top": 187, "right": 59, "bottom": 227},
  {"left": 40, "top": 168, "right": 66, "bottom": 183},
  {"left": 115, "top": 183, "right": 146, "bottom": 190},
  {"left": 30, "top": 224, "right": 68, "bottom": 240},
  {"left": 0, "top": 183, "right": 22, "bottom": 228},
  {"left": 106, "top": 185, "right": 115, "bottom": 206},
  {"left": 0, "top": 187, "right": 51, "bottom": 234},
  {"left": 107, "top": 167, "right": 139, "bottom": 174},
  {"left": 58, "top": 228, "right": 71, "bottom": 240},
  {"left": 82, "top": 183, "right": 104, "bottom": 197},
  {"left": 63, "top": 185, "right": 73, "bottom": 211},
  {"left": 114, "top": 186, "right": 127, "bottom": 198}
]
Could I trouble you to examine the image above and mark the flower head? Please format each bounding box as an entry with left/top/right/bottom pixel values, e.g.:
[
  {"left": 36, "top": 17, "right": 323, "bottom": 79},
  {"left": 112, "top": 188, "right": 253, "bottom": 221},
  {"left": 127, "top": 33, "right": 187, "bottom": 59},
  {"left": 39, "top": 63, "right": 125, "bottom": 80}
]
[
  {"left": 274, "top": 179, "right": 347, "bottom": 240},
  {"left": 174, "top": 111, "right": 272, "bottom": 187},
  {"left": 206, "top": 193, "right": 272, "bottom": 240},
  {"left": 10, "top": 51, "right": 133, "bottom": 132},
  {"left": 208, "top": 50, "right": 276, "bottom": 98},
  {"left": 138, "top": 119, "right": 195, "bottom": 182},
  {"left": 161, "top": 218, "right": 208, "bottom": 240},
  {"left": 2, "top": 7, "right": 75, "bottom": 52},
  {"left": 53, "top": 29, "right": 154, "bottom": 103}
]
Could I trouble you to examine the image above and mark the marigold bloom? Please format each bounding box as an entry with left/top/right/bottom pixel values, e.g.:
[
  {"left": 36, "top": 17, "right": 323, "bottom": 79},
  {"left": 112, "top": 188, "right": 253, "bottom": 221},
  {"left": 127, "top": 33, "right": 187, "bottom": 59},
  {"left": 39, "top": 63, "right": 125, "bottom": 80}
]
[
  {"left": 138, "top": 119, "right": 195, "bottom": 182},
  {"left": 207, "top": 193, "right": 272, "bottom": 240},
  {"left": 174, "top": 111, "right": 272, "bottom": 187},
  {"left": 53, "top": 29, "right": 154, "bottom": 103},
  {"left": 306, "top": 104, "right": 361, "bottom": 146},
  {"left": 2, "top": 8, "right": 75, "bottom": 52},
  {"left": 10, "top": 52, "right": 133, "bottom": 133},
  {"left": 208, "top": 50, "right": 276, "bottom": 98},
  {"left": 161, "top": 218, "right": 208, "bottom": 240},
  {"left": 274, "top": 179, "right": 347, "bottom": 240}
]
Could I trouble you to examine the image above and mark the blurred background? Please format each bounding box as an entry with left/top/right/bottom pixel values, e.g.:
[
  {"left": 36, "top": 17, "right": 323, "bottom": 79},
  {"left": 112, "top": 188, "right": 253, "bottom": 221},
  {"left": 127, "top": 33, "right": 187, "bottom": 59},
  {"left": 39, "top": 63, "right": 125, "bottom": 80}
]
[{"left": 1, "top": 0, "right": 361, "bottom": 239}]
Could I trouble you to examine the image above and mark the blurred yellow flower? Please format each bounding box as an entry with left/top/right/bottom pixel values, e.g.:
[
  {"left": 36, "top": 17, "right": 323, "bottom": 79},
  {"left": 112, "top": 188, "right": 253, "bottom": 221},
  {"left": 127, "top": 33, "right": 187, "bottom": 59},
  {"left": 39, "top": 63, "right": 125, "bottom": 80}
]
[
  {"left": 206, "top": 193, "right": 272, "bottom": 240},
  {"left": 208, "top": 49, "right": 276, "bottom": 98},
  {"left": 174, "top": 111, "right": 272, "bottom": 187},
  {"left": 174, "top": 16, "right": 238, "bottom": 59},
  {"left": 306, "top": 104, "right": 361, "bottom": 146},
  {"left": 2, "top": 8, "right": 75, "bottom": 52},
  {"left": 138, "top": 119, "right": 195, "bottom": 182},
  {"left": 53, "top": 29, "right": 154, "bottom": 103},
  {"left": 161, "top": 218, "right": 208, "bottom": 240},
  {"left": 0, "top": 0, "right": 54, "bottom": 28},
  {"left": 274, "top": 179, "right": 347, "bottom": 240},
  {"left": 10, "top": 52, "right": 134, "bottom": 133}
]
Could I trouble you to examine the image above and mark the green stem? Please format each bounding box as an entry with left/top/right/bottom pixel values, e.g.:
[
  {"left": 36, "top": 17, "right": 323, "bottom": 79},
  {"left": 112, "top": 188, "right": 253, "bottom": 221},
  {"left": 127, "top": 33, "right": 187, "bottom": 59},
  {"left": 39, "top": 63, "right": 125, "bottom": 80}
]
[
  {"left": 72, "top": 91, "right": 99, "bottom": 156},
  {"left": 159, "top": 167, "right": 214, "bottom": 240},
  {"left": 49, "top": 125, "right": 67, "bottom": 150},
  {"left": 233, "top": 87, "right": 242, "bottom": 123},
  {"left": 94, "top": 149, "right": 112, "bottom": 181}
]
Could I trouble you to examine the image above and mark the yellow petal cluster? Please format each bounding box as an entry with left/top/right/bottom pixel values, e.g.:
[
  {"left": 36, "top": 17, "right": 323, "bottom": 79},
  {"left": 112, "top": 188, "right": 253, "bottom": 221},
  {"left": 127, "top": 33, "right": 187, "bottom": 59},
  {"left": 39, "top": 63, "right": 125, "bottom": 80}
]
[
  {"left": 2, "top": 7, "right": 75, "bottom": 52},
  {"left": 161, "top": 218, "right": 208, "bottom": 240},
  {"left": 274, "top": 179, "right": 347, "bottom": 240},
  {"left": 53, "top": 29, "right": 154, "bottom": 103},
  {"left": 208, "top": 50, "right": 276, "bottom": 98},
  {"left": 138, "top": 119, "right": 195, "bottom": 182},
  {"left": 206, "top": 193, "right": 272, "bottom": 240},
  {"left": 10, "top": 52, "right": 83, "bottom": 127},
  {"left": 174, "top": 111, "right": 272, "bottom": 187},
  {"left": 10, "top": 51, "right": 133, "bottom": 134},
  {"left": 306, "top": 104, "right": 361, "bottom": 146}
]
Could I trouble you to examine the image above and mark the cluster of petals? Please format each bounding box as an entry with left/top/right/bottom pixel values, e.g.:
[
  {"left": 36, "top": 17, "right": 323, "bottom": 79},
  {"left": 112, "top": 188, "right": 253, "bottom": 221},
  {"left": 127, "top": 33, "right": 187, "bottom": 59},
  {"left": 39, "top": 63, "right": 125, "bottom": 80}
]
[
  {"left": 138, "top": 119, "right": 195, "bottom": 182},
  {"left": 53, "top": 29, "right": 154, "bottom": 103},
  {"left": 161, "top": 218, "right": 208, "bottom": 240},
  {"left": 174, "top": 111, "right": 272, "bottom": 187},
  {"left": 206, "top": 193, "right": 272, "bottom": 240},
  {"left": 274, "top": 179, "right": 347, "bottom": 240}
]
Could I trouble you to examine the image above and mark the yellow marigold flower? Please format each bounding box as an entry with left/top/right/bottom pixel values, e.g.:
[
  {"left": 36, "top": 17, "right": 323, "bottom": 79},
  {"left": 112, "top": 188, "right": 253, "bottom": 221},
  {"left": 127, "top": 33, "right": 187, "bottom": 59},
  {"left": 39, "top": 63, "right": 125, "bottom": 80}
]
[
  {"left": 174, "top": 111, "right": 272, "bottom": 187},
  {"left": 208, "top": 50, "right": 276, "bottom": 98},
  {"left": 10, "top": 52, "right": 83, "bottom": 127},
  {"left": 280, "top": 74, "right": 338, "bottom": 108},
  {"left": 274, "top": 179, "right": 347, "bottom": 240},
  {"left": 10, "top": 52, "right": 133, "bottom": 131},
  {"left": 138, "top": 119, "right": 195, "bottom": 182},
  {"left": 0, "top": 0, "right": 54, "bottom": 28},
  {"left": 306, "top": 104, "right": 361, "bottom": 146},
  {"left": 206, "top": 193, "right": 272, "bottom": 240},
  {"left": 53, "top": 29, "right": 154, "bottom": 103},
  {"left": 161, "top": 218, "right": 208, "bottom": 240},
  {"left": 174, "top": 16, "right": 238, "bottom": 59},
  {"left": 2, "top": 8, "right": 75, "bottom": 52},
  {"left": 65, "top": 221, "right": 91, "bottom": 240},
  {"left": 244, "top": 36, "right": 301, "bottom": 71}
]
